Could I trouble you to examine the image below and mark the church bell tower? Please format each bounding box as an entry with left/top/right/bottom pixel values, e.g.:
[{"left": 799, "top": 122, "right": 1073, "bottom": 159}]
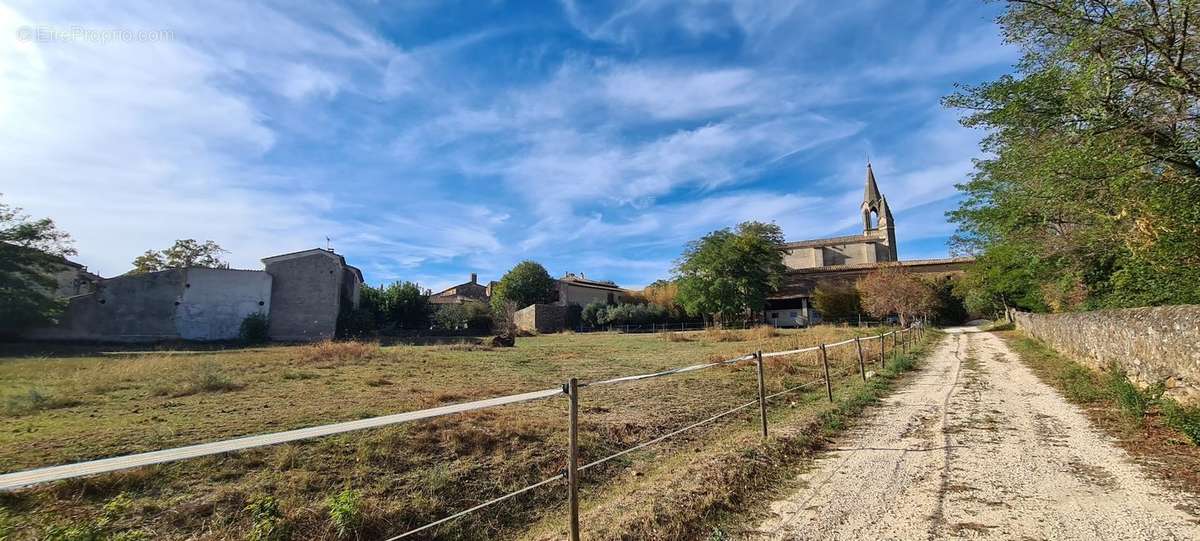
[{"left": 860, "top": 163, "right": 898, "bottom": 262}]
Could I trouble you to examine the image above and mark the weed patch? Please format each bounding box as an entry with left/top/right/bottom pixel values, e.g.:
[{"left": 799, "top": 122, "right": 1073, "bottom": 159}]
[
  {"left": 245, "top": 496, "right": 290, "bottom": 541},
  {"left": 298, "top": 340, "right": 381, "bottom": 365},
  {"left": 326, "top": 489, "right": 363, "bottom": 539},
  {"left": 2, "top": 388, "right": 80, "bottom": 416}
]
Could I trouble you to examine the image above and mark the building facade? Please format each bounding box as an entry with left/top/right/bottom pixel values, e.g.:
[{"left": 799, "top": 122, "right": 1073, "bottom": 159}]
[
  {"left": 429, "top": 273, "right": 491, "bottom": 305},
  {"left": 766, "top": 165, "right": 972, "bottom": 327},
  {"left": 556, "top": 273, "right": 627, "bottom": 306}
]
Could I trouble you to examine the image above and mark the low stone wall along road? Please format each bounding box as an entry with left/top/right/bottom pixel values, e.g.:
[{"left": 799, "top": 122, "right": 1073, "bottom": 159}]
[{"left": 755, "top": 327, "right": 1200, "bottom": 540}]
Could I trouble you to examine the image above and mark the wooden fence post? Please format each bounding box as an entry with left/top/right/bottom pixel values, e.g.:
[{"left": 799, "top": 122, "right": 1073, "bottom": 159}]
[
  {"left": 566, "top": 378, "right": 580, "bottom": 541},
  {"left": 855, "top": 337, "right": 866, "bottom": 382},
  {"left": 879, "top": 333, "right": 886, "bottom": 369},
  {"left": 820, "top": 344, "right": 833, "bottom": 402},
  {"left": 754, "top": 351, "right": 768, "bottom": 439}
]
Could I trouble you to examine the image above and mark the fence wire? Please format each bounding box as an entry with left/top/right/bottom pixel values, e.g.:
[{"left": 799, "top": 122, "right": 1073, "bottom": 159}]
[{"left": 3, "top": 325, "right": 922, "bottom": 541}]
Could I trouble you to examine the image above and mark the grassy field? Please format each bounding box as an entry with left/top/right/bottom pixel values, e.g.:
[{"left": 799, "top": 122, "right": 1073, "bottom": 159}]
[{"left": 0, "top": 326, "right": 918, "bottom": 540}]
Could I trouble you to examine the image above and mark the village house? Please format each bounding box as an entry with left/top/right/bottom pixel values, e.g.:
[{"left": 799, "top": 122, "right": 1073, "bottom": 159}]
[
  {"left": 429, "top": 273, "right": 492, "bottom": 305},
  {"left": 555, "top": 272, "right": 627, "bottom": 306},
  {"left": 765, "top": 164, "right": 972, "bottom": 327}
]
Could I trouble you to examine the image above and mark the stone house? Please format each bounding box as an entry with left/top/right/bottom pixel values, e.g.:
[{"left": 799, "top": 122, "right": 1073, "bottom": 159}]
[
  {"left": 766, "top": 165, "right": 972, "bottom": 327},
  {"left": 429, "top": 273, "right": 491, "bottom": 305},
  {"left": 556, "top": 273, "right": 627, "bottom": 306}
]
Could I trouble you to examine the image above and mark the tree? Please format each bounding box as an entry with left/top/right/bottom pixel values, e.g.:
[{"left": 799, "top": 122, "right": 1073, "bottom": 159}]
[
  {"left": 434, "top": 301, "right": 492, "bottom": 332},
  {"left": 490, "top": 261, "right": 557, "bottom": 313},
  {"left": 944, "top": 0, "right": 1200, "bottom": 312},
  {"left": 640, "top": 279, "right": 685, "bottom": 318},
  {"left": 811, "top": 282, "right": 861, "bottom": 322},
  {"left": 675, "top": 221, "right": 786, "bottom": 326},
  {"left": 377, "top": 281, "right": 431, "bottom": 330},
  {"left": 857, "top": 266, "right": 939, "bottom": 327},
  {"left": 132, "top": 239, "right": 229, "bottom": 273},
  {"left": 0, "top": 197, "right": 76, "bottom": 334},
  {"left": 581, "top": 301, "right": 608, "bottom": 327}
]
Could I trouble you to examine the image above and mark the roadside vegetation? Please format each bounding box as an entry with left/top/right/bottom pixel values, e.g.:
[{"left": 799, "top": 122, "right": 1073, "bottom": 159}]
[
  {"left": 1000, "top": 331, "right": 1200, "bottom": 500},
  {"left": 0, "top": 325, "right": 921, "bottom": 540}
]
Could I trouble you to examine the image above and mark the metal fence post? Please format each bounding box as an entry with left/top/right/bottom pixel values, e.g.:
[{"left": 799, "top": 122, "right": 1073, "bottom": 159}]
[
  {"left": 820, "top": 344, "right": 833, "bottom": 402},
  {"left": 566, "top": 378, "right": 580, "bottom": 541},
  {"left": 855, "top": 337, "right": 866, "bottom": 382},
  {"left": 754, "top": 351, "right": 768, "bottom": 439}
]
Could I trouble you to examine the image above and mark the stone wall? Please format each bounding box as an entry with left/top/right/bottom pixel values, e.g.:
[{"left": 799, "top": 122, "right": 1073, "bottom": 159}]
[
  {"left": 1010, "top": 305, "right": 1200, "bottom": 405},
  {"left": 514, "top": 304, "right": 567, "bottom": 333},
  {"left": 28, "top": 268, "right": 272, "bottom": 342}
]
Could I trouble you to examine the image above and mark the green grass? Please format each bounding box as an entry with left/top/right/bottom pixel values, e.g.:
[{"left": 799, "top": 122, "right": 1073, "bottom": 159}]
[
  {"left": 0, "top": 326, "right": 911, "bottom": 540},
  {"left": 1004, "top": 332, "right": 1200, "bottom": 444}
]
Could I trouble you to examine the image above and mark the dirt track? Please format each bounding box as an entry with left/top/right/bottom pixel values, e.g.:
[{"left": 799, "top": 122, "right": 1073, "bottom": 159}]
[{"left": 755, "top": 328, "right": 1200, "bottom": 540}]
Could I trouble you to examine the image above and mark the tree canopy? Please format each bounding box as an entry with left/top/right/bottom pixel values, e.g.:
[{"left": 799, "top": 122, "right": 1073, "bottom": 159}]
[
  {"left": 674, "top": 221, "right": 786, "bottom": 325},
  {"left": 857, "top": 266, "right": 939, "bottom": 327},
  {"left": 812, "top": 282, "right": 862, "bottom": 322},
  {"left": 945, "top": 0, "right": 1200, "bottom": 314},
  {"left": 131, "top": 239, "right": 230, "bottom": 273},
  {"left": 0, "top": 196, "right": 76, "bottom": 333},
  {"left": 490, "top": 260, "right": 558, "bottom": 312}
]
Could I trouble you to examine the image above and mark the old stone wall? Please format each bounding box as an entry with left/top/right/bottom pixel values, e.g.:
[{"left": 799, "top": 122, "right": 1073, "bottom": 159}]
[
  {"left": 27, "top": 268, "right": 272, "bottom": 342},
  {"left": 1010, "top": 305, "right": 1200, "bottom": 405},
  {"left": 514, "top": 304, "right": 567, "bottom": 333}
]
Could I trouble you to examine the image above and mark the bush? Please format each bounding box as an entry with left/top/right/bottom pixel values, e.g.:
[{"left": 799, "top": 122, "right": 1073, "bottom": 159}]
[
  {"left": 239, "top": 312, "right": 270, "bottom": 343},
  {"left": 581, "top": 302, "right": 607, "bottom": 327},
  {"left": 245, "top": 496, "right": 290, "bottom": 541},
  {"left": 326, "top": 489, "right": 363, "bottom": 539}
]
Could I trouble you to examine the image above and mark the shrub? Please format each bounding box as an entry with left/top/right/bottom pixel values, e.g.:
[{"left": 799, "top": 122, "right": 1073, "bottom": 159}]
[
  {"left": 326, "top": 489, "right": 363, "bottom": 539},
  {"left": 581, "top": 302, "right": 607, "bottom": 327},
  {"left": 245, "top": 496, "right": 290, "bottom": 541},
  {"left": 239, "top": 312, "right": 270, "bottom": 343}
]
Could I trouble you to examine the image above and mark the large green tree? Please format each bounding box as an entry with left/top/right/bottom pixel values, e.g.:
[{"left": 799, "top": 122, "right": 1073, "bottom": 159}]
[
  {"left": 945, "top": 0, "right": 1200, "bottom": 313},
  {"left": 131, "top": 239, "right": 229, "bottom": 273},
  {"left": 0, "top": 197, "right": 76, "bottom": 334},
  {"left": 674, "top": 221, "right": 786, "bottom": 325},
  {"left": 490, "top": 261, "right": 558, "bottom": 312}
]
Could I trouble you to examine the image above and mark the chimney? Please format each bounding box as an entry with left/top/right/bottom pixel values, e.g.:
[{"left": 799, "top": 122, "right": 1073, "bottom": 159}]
[{"left": 470, "top": 273, "right": 477, "bottom": 284}]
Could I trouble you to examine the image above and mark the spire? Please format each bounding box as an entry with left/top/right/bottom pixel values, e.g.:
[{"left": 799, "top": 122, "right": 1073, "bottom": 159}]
[
  {"left": 878, "top": 195, "right": 894, "bottom": 226},
  {"left": 863, "top": 162, "right": 881, "bottom": 206}
]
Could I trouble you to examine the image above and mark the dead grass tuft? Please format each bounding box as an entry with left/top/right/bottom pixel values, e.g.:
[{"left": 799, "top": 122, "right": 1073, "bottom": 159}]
[
  {"left": 431, "top": 342, "right": 493, "bottom": 352},
  {"left": 297, "top": 340, "right": 381, "bottom": 365},
  {"left": 660, "top": 332, "right": 692, "bottom": 342}
]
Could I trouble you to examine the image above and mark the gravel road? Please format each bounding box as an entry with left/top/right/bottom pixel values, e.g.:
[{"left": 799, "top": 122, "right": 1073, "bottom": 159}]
[{"left": 754, "top": 327, "right": 1200, "bottom": 540}]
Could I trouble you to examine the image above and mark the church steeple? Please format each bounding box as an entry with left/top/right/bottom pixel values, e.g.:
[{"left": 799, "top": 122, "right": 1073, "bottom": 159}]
[
  {"left": 863, "top": 162, "right": 882, "bottom": 208},
  {"left": 859, "top": 163, "right": 898, "bottom": 262}
]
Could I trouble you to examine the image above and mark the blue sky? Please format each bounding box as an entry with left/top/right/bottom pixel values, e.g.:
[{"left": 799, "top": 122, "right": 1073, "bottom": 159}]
[{"left": 1, "top": 1, "right": 1017, "bottom": 290}]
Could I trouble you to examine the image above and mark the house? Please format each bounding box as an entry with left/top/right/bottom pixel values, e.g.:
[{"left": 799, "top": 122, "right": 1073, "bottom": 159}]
[
  {"left": 28, "top": 248, "right": 363, "bottom": 342},
  {"left": 429, "top": 273, "right": 491, "bottom": 305},
  {"left": 556, "top": 273, "right": 627, "bottom": 306},
  {"left": 765, "top": 164, "right": 973, "bottom": 327}
]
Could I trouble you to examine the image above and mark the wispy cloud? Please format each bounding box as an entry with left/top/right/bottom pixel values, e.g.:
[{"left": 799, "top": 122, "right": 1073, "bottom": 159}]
[{"left": 1, "top": 0, "right": 1015, "bottom": 288}]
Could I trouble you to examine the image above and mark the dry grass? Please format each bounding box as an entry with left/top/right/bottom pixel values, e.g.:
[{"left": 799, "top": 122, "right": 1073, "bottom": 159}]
[
  {"left": 297, "top": 340, "right": 381, "bottom": 365},
  {"left": 0, "top": 326, "right": 900, "bottom": 540},
  {"left": 660, "top": 332, "right": 691, "bottom": 342}
]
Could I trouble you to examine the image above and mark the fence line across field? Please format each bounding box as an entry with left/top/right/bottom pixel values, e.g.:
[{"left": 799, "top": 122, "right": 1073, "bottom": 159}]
[{"left": 0, "top": 323, "right": 925, "bottom": 540}]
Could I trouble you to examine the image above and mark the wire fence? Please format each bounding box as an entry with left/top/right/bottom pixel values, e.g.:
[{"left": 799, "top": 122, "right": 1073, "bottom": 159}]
[{"left": 0, "top": 323, "right": 932, "bottom": 540}]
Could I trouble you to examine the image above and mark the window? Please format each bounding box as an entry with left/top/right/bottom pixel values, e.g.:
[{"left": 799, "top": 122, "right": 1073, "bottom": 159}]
[{"left": 771, "top": 312, "right": 779, "bottom": 319}]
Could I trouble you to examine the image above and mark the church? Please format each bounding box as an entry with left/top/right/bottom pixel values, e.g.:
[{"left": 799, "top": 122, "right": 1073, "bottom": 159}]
[{"left": 765, "top": 164, "right": 973, "bottom": 327}]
